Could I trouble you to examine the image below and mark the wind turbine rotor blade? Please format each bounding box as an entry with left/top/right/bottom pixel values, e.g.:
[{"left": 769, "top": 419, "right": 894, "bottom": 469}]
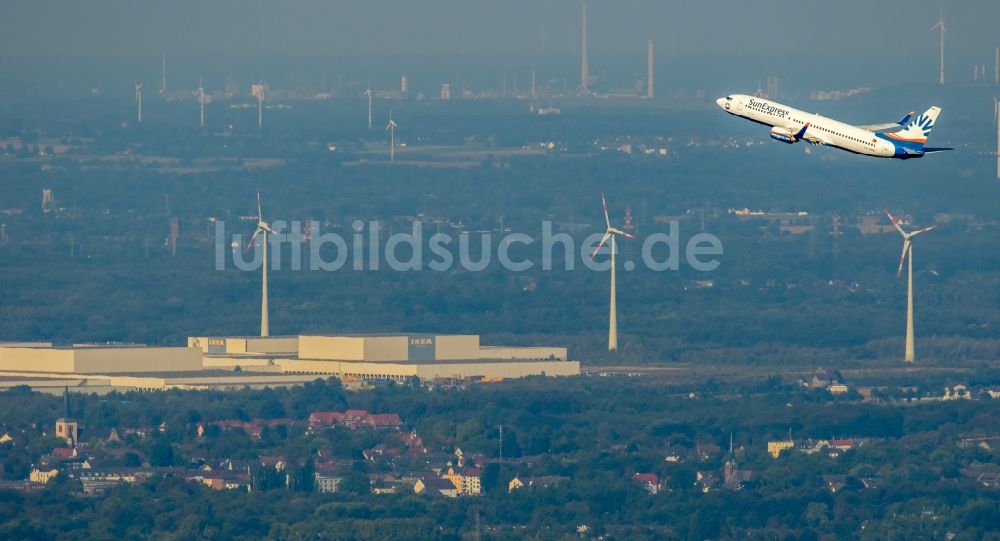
[
  {"left": 601, "top": 194, "right": 610, "bottom": 228},
  {"left": 884, "top": 209, "right": 906, "bottom": 237},
  {"left": 245, "top": 228, "right": 262, "bottom": 253},
  {"left": 911, "top": 224, "right": 937, "bottom": 237},
  {"left": 896, "top": 239, "right": 910, "bottom": 279},
  {"left": 620, "top": 231, "right": 636, "bottom": 240},
  {"left": 256, "top": 191, "right": 263, "bottom": 221},
  {"left": 591, "top": 232, "right": 613, "bottom": 259}
]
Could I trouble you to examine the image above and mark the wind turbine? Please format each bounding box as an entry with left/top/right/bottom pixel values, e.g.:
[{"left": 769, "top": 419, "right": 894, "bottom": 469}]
[
  {"left": 134, "top": 82, "right": 143, "bottom": 124},
  {"left": 591, "top": 194, "right": 635, "bottom": 351},
  {"left": 247, "top": 192, "right": 276, "bottom": 337},
  {"left": 364, "top": 85, "right": 373, "bottom": 130},
  {"left": 251, "top": 83, "right": 265, "bottom": 130},
  {"left": 886, "top": 210, "right": 936, "bottom": 363},
  {"left": 386, "top": 111, "right": 398, "bottom": 161},
  {"left": 194, "top": 79, "right": 206, "bottom": 128},
  {"left": 930, "top": 10, "right": 946, "bottom": 85}
]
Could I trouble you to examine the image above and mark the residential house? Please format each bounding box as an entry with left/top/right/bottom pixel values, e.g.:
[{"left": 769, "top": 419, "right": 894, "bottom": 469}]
[
  {"left": 963, "top": 470, "right": 1000, "bottom": 489},
  {"left": 308, "top": 410, "right": 402, "bottom": 431},
  {"left": 364, "top": 444, "right": 401, "bottom": 466},
  {"left": 823, "top": 475, "right": 848, "bottom": 493},
  {"left": 414, "top": 477, "right": 458, "bottom": 497},
  {"left": 633, "top": 473, "right": 660, "bottom": 494},
  {"left": 797, "top": 439, "right": 832, "bottom": 455},
  {"left": 189, "top": 471, "right": 251, "bottom": 491},
  {"left": 767, "top": 439, "right": 794, "bottom": 459},
  {"left": 401, "top": 431, "right": 427, "bottom": 455},
  {"left": 943, "top": 385, "right": 971, "bottom": 401},
  {"left": 315, "top": 473, "right": 343, "bottom": 494},
  {"left": 695, "top": 471, "right": 719, "bottom": 493},
  {"left": 809, "top": 369, "right": 844, "bottom": 389},
  {"left": 50, "top": 447, "right": 78, "bottom": 461},
  {"left": 29, "top": 468, "right": 59, "bottom": 484},
  {"left": 445, "top": 466, "right": 482, "bottom": 496},
  {"left": 79, "top": 470, "right": 140, "bottom": 495},
  {"left": 663, "top": 445, "right": 692, "bottom": 463},
  {"left": 211, "top": 418, "right": 298, "bottom": 439}
]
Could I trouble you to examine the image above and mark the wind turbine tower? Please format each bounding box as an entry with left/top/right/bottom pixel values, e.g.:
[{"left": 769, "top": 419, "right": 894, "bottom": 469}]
[
  {"left": 160, "top": 52, "right": 167, "bottom": 97},
  {"left": 647, "top": 39, "right": 654, "bottom": 98},
  {"left": 247, "top": 192, "right": 276, "bottom": 337},
  {"left": 194, "top": 79, "right": 207, "bottom": 128},
  {"left": 930, "top": 11, "right": 946, "bottom": 85},
  {"left": 134, "top": 82, "right": 143, "bottom": 124},
  {"left": 386, "top": 111, "right": 398, "bottom": 162},
  {"left": 364, "top": 86, "right": 373, "bottom": 130},
  {"left": 995, "top": 97, "right": 1000, "bottom": 180},
  {"left": 580, "top": 2, "right": 589, "bottom": 93},
  {"left": 592, "top": 195, "right": 635, "bottom": 351},
  {"left": 886, "top": 210, "right": 937, "bottom": 362},
  {"left": 251, "top": 84, "right": 265, "bottom": 130}
]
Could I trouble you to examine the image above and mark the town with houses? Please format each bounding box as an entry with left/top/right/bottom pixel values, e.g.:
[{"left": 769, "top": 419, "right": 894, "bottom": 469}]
[{"left": 3, "top": 374, "right": 998, "bottom": 502}]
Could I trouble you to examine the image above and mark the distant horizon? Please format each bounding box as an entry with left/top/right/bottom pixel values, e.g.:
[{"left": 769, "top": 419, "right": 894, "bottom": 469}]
[{"left": 3, "top": 1, "right": 997, "bottom": 57}]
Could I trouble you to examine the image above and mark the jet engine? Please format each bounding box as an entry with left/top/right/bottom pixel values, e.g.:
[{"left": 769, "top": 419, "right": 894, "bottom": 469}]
[{"left": 769, "top": 126, "right": 799, "bottom": 144}]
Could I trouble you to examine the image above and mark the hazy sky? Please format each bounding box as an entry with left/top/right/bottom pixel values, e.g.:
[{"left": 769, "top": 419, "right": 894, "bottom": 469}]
[{"left": 2, "top": 0, "right": 998, "bottom": 57}]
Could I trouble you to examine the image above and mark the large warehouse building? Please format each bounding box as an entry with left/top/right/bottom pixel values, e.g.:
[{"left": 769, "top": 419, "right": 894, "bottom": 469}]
[
  {"left": 0, "top": 333, "right": 579, "bottom": 392},
  {"left": 197, "top": 333, "right": 579, "bottom": 382},
  {"left": 0, "top": 344, "right": 202, "bottom": 374},
  {"left": 280, "top": 333, "right": 576, "bottom": 381}
]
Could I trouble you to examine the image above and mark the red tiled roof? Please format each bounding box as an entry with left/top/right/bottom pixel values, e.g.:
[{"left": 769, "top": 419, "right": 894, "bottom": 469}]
[
  {"left": 308, "top": 412, "right": 344, "bottom": 425},
  {"left": 633, "top": 473, "right": 658, "bottom": 485},
  {"left": 368, "top": 414, "right": 401, "bottom": 427},
  {"left": 51, "top": 448, "right": 75, "bottom": 459}
]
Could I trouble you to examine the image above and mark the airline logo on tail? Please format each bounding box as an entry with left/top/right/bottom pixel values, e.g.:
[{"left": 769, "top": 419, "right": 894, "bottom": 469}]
[
  {"left": 876, "top": 106, "right": 949, "bottom": 158},
  {"left": 883, "top": 106, "right": 939, "bottom": 144}
]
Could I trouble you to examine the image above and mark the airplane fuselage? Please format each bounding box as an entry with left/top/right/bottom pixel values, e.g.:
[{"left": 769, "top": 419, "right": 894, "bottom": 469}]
[{"left": 717, "top": 94, "right": 904, "bottom": 159}]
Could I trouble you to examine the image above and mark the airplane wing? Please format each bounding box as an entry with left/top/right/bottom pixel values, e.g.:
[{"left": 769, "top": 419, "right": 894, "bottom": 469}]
[
  {"left": 856, "top": 111, "right": 915, "bottom": 132},
  {"left": 857, "top": 122, "right": 903, "bottom": 132},
  {"left": 802, "top": 133, "right": 830, "bottom": 145},
  {"left": 798, "top": 125, "right": 830, "bottom": 146}
]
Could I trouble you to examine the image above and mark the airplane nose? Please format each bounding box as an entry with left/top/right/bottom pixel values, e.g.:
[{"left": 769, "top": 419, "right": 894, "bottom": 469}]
[{"left": 716, "top": 98, "right": 725, "bottom": 108}]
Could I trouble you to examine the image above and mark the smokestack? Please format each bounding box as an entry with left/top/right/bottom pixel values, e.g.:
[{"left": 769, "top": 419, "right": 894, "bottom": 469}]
[
  {"left": 647, "top": 39, "right": 654, "bottom": 98},
  {"left": 996, "top": 98, "right": 1000, "bottom": 180},
  {"left": 580, "top": 2, "right": 589, "bottom": 92},
  {"left": 996, "top": 47, "right": 999, "bottom": 84}
]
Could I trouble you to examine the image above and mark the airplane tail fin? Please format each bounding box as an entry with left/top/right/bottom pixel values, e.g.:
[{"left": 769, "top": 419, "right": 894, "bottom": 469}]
[{"left": 879, "top": 106, "right": 941, "bottom": 150}]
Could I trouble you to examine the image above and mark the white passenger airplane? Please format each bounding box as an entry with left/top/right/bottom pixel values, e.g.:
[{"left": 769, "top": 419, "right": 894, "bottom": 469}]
[{"left": 716, "top": 94, "right": 951, "bottom": 159}]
